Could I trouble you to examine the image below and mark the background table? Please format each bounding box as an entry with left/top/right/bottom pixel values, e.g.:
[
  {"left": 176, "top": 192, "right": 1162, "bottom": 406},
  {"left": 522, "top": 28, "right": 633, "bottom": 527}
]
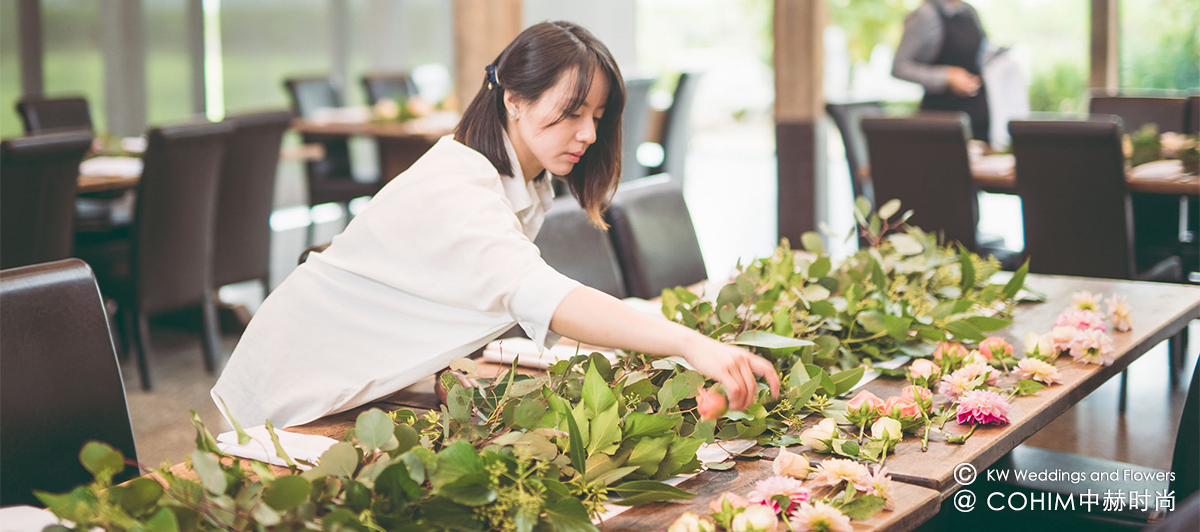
[{"left": 290, "top": 112, "right": 458, "bottom": 184}]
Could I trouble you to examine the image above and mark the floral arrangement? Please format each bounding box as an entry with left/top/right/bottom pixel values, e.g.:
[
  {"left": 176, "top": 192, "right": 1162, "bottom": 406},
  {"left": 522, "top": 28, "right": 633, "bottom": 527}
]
[{"left": 372, "top": 93, "right": 458, "bottom": 123}]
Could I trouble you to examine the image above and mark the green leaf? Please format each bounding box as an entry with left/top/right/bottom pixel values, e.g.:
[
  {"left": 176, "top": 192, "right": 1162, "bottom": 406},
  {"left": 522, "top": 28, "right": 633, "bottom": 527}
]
[
  {"left": 190, "top": 451, "right": 227, "bottom": 494},
  {"left": 625, "top": 436, "right": 672, "bottom": 477},
  {"left": 878, "top": 198, "right": 901, "bottom": 220},
  {"left": 447, "top": 384, "right": 474, "bottom": 422},
  {"left": 431, "top": 440, "right": 484, "bottom": 488},
  {"left": 809, "top": 256, "right": 832, "bottom": 279},
  {"left": 705, "top": 461, "right": 736, "bottom": 470},
  {"left": 964, "top": 316, "right": 1011, "bottom": 332},
  {"left": 854, "top": 196, "right": 873, "bottom": 220},
  {"left": 716, "top": 282, "right": 745, "bottom": 310},
  {"left": 801, "top": 284, "right": 831, "bottom": 301},
  {"left": 508, "top": 376, "right": 548, "bottom": 397},
  {"left": 80, "top": 441, "right": 125, "bottom": 480},
  {"left": 394, "top": 424, "right": 420, "bottom": 455},
  {"left": 215, "top": 395, "right": 251, "bottom": 446},
  {"left": 438, "top": 472, "right": 497, "bottom": 507},
  {"left": 609, "top": 480, "right": 695, "bottom": 506},
  {"left": 623, "top": 412, "right": 679, "bottom": 441},
  {"left": 787, "top": 375, "right": 823, "bottom": 410},
  {"left": 1003, "top": 259, "right": 1030, "bottom": 300},
  {"left": 801, "top": 231, "right": 824, "bottom": 255},
  {"left": 543, "top": 497, "right": 601, "bottom": 532},
  {"left": 656, "top": 376, "right": 690, "bottom": 411},
  {"left": 263, "top": 475, "right": 311, "bottom": 511},
  {"left": 356, "top": 409, "right": 398, "bottom": 451},
  {"left": 1016, "top": 379, "right": 1047, "bottom": 396},
  {"left": 840, "top": 494, "right": 887, "bottom": 520},
  {"left": 35, "top": 487, "right": 99, "bottom": 524},
  {"left": 959, "top": 246, "right": 976, "bottom": 290},
  {"left": 144, "top": 507, "right": 180, "bottom": 532},
  {"left": 513, "top": 399, "right": 547, "bottom": 429},
  {"left": 883, "top": 314, "right": 913, "bottom": 340},
  {"left": 857, "top": 310, "right": 887, "bottom": 334},
  {"left": 773, "top": 309, "right": 793, "bottom": 337},
  {"left": 314, "top": 441, "right": 358, "bottom": 478},
  {"left": 588, "top": 406, "right": 622, "bottom": 455},
  {"left": 656, "top": 437, "right": 704, "bottom": 479},
  {"left": 117, "top": 477, "right": 164, "bottom": 516},
  {"left": 830, "top": 366, "right": 866, "bottom": 396},
  {"left": 264, "top": 420, "right": 297, "bottom": 468},
  {"left": 833, "top": 439, "right": 860, "bottom": 458},
  {"left": 945, "top": 320, "right": 986, "bottom": 342},
  {"left": 189, "top": 410, "right": 224, "bottom": 456},
  {"left": 582, "top": 363, "right": 617, "bottom": 418},
  {"left": 691, "top": 420, "right": 716, "bottom": 443},
  {"left": 418, "top": 497, "right": 486, "bottom": 531},
  {"left": 888, "top": 233, "right": 924, "bottom": 255},
  {"left": 930, "top": 300, "right": 957, "bottom": 319},
  {"left": 564, "top": 405, "right": 587, "bottom": 477},
  {"left": 733, "top": 330, "right": 814, "bottom": 354}
]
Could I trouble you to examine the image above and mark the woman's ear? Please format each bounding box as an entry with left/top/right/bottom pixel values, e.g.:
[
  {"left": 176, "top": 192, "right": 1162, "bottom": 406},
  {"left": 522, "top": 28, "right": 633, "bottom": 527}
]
[{"left": 502, "top": 91, "right": 520, "bottom": 120}]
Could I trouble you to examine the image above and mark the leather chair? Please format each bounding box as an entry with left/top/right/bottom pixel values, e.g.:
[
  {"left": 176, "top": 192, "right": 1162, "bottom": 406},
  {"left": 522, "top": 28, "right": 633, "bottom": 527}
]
[
  {"left": 1187, "top": 95, "right": 1200, "bottom": 135},
  {"left": 647, "top": 72, "right": 701, "bottom": 183},
  {"left": 213, "top": 110, "right": 292, "bottom": 291},
  {"left": 826, "top": 101, "right": 885, "bottom": 207},
  {"left": 620, "top": 77, "right": 655, "bottom": 183},
  {"left": 535, "top": 197, "right": 627, "bottom": 299},
  {"left": 861, "top": 112, "right": 1017, "bottom": 267},
  {"left": 605, "top": 175, "right": 707, "bottom": 299},
  {"left": 15, "top": 96, "right": 93, "bottom": 133},
  {"left": 0, "top": 259, "right": 139, "bottom": 506},
  {"left": 1088, "top": 95, "right": 1188, "bottom": 134},
  {"left": 362, "top": 71, "right": 417, "bottom": 105},
  {"left": 0, "top": 131, "right": 93, "bottom": 269}
]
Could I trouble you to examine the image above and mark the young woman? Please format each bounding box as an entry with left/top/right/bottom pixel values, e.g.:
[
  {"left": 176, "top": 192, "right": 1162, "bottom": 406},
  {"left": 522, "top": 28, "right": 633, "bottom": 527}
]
[{"left": 213, "top": 21, "right": 778, "bottom": 428}]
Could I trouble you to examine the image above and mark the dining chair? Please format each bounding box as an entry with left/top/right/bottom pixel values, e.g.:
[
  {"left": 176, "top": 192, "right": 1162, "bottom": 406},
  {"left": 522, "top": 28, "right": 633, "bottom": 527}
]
[
  {"left": 620, "top": 77, "right": 655, "bottom": 183},
  {"left": 646, "top": 72, "right": 701, "bottom": 183},
  {"left": 0, "top": 130, "right": 93, "bottom": 269},
  {"left": 213, "top": 110, "right": 292, "bottom": 292},
  {"left": 1088, "top": 95, "right": 1188, "bottom": 134},
  {"left": 15, "top": 96, "right": 93, "bottom": 133},
  {"left": 0, "top": 259, "right": 139, "bottom": 506},
  {"left": 1187, "top": 95, "right": 1200, "bottom": 135},
  {"left": 860, "top": 112, "right": 1017, "bottom": 267},
  {"left": 535, "top": 197, "right": 627, "bottom": 299},
  {"left": 826, "top": 101, "right": 885, "bottom": 208},
  {"left": 604, "top": 175, "right": 707, "bottom": 299},
  {"left": 362, "top": 71, "right": 417, "bottom": 105}
]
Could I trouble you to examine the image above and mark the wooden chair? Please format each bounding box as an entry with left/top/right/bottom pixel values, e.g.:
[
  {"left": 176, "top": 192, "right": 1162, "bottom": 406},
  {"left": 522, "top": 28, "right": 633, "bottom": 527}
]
[{"left": 826, "top": 101, "right": 885, "bottom": 207}]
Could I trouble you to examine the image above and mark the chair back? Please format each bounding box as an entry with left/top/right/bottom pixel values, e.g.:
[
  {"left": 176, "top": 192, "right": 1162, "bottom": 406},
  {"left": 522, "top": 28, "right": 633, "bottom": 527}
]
[
  {"left": 0, "top": 131, "right": 93, "bottom": 269},
  {"left": 283, "top": 76, "right": 342, "bottom": 117},
  {"left": 362, "top": 72, "right": 417, "bottom": 105},
  {"left": 535, "top": 198, "right": 627, "bottom": 299},
  {"left": 134, "top": 121, "right": 233, "bottom": 314},
  {"left": 1172, "top": 347, "right": 1200, "bottom": 500},
  {"left": 621, "top": 77, "right": 655, "bottom": 182},
  {"left": 861, "top": 112, "right": 980, "bottom": 250},
  {"left": 1088, "top": 95, "right": 1188, "bottom": 133},
  {"left": 16, "top": 96, "right": 93, "bottom": 133},
  {"left": 284, "top": 76, "right": 358, "bottom": 203},
  {"left": 658, "top": 72, "right": 701, "bottom": 182},
  {"left": 605, "top": 175, "right": 707, "bottom": 299},
  {"left": 0, "top": 259, "right": 138, "bottom": 506},
  {"left": 1187, "top": 95, "right": 1200, "bottom": 135},
  {"left": 214, "top": 110, "right": 291, "bottom": 288},
  {"left": 1009, "top": 117, "right": 1135, "bottom": 279},
  {"left": 826, "top": 101, "right": 884, "bottom": 206}
]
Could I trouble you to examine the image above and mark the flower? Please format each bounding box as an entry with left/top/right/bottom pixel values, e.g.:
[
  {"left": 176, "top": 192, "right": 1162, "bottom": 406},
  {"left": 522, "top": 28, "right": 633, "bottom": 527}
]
[
  {"left": 1014, "top": 358, "right": 1062, "bottom": 385},
  {"left": 373, "top": 98, "right": 400, "bottom": 120},
  {"left": 845, "top": 390, "right": 883, "bottom": 425},
  {"left": 669, "top": 512, "right": 716, "bottom": 532},
  {"left": 696, "top": 388, "right": 728, "bottom": 421},
  {"left": 956, "top": 390, "right": 1011, "bottom": 425},
  {"left": 709, "top": 491, "right": 751, "bottom": 513},
  {"left": 407, "top": 95, "right": 435, "bottom": 117},
  {"left": 932, "top": 342, "right": 968, "bottom": 361},
  {"left": 748, "top": 475, "right": 809, "bottom": 513},
  {"left": 788, "top": 501, "right": 852, "bottom": 532},
  {"left": 908, "top": 359, "right": 940, "bottom": 380},
  {"left": 732, "top": 505, "right": 779, "bottom": 532},
  {"left": 1071, "top": 290, "right": 1102, "bottom": 311},
  {"left": 937, "top": 370, "right": 979, "bottom": 401},
  {"left": 1106, "top": 294, "right": 1132, "bottom": 332},
  {"left": 881, "top": 396, "right": 920, "bottom": 419},
  {"left": 1068, "top": 328, "right": 1116, "bottom": 365},
  {"left": 773, "top": 447, "right": 811, "bottom": 479},
  {"left": 1050, "top": 326, "right": 1079, "bottom": 353},
  {"left": 867, "top": 465, "right": 896, "bottom": 510},
  {"left": 799, "top": 418, "right": 837, "bottom": 452},
  {"left": 962, "top": 350, "right": 989, "bottom": 366},
  {"left": 900, "top": 385, "right": 933, "bottom": 411},
  {"left": 1024, "top": 331, "right": 1057, "bottom": 359},
  {"left": 1055, "top": 309, "right": 1107, "bottom": 333},
  {"left": 871, "top": 417, "right": 903, "bottom": 441},
  {"left": 811, "top": 458, "right": 871, "bottom": 491},
  {"left": 979, "top": 337, "right": 1013, "bottom": 361}
]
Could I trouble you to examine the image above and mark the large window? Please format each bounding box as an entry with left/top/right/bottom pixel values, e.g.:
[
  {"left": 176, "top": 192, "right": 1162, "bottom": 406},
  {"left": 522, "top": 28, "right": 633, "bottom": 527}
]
[
  {"left": 145, "top": 0, "right": 194, "bottom": 126},
  {"left": 42, "top": 0, "right": 106, "bottom": 130},
  {"left": 1119, "top": 0, "right": 1199, "bottom": 91},
  {"left": 1, "top": 0, "right": 21, "bottom": 136},
  {"left": 220, "top": 0, "right": 332, "bottom": 113},
  {"left": 345, "top": 0, "right": 454, "bottom": 108}
]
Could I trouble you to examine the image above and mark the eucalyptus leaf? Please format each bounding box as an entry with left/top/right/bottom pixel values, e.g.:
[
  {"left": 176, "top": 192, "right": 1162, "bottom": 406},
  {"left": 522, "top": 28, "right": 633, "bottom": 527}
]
[
  {"left": 733, "top": 330, "right": 814, "bottom": 354},
  {"left": 262, "top": 475, "right": 311, "bottom": 511},
  {"left": 356, "top": 408, "right": 398, "bottom": 451}
]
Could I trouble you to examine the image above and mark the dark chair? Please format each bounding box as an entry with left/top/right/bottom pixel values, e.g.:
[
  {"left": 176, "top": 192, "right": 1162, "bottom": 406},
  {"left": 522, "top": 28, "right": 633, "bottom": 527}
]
[
  {"left": 15, "top": 96, "right": 93, "bottom": 133},
  {"left": 362, "top": 71, "right": 417, "bottom": 105},
  {"left": 116, "top": 121, "right": 234, "bottom": 390},
  {"left": 1187, "top": 95, "right": 1200, "bottom": 135},
  {"left": 826, "top": 101, "right": 885, "bottom": 207},
  {"left": 1088, "top": 95, "right": 1188, "bottom": 134},
  {"left": 0, "top": 131, "right": 93, "bottom": 269},
  {"left": 648, "top": 72, "right": 701, "bottom": 183},
  {"left": 0, "top": 259, "right": 139, "bottom": 506},
  {"left": 535, "top": 197, "right": 627, "bottom": 298},
  {"left": 620, "top": 77, "right": 656, "bottom": 183},
  {"left": 213, "top": 110, "right": 292, "bottom": 291},
  {"left": 860, "top": 112, "right": 1016, "bottom": 265},
  {"left": 605, "top": 175, "right": 707, "bottom": 299}
]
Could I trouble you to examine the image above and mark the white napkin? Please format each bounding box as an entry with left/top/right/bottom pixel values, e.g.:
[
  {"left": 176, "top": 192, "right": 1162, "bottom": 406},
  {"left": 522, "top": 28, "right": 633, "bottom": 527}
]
[
  {"left": 79, "top": 156, "right": 142, "bottom": 178},
  {"left": 0, "top": 505, "right": 67, "bottom": 532},
  {"left": 1130, "top": 159, "right": 1184, "bottom": 181},
  {"left": 482, "top": 338, "right": 618, "bottom": 369},
  {"left": 309, "top": 106, "right": 371, "bottom": 124},
  {"left": 216, "top": 426, "right": 338, "bottom": 470}
]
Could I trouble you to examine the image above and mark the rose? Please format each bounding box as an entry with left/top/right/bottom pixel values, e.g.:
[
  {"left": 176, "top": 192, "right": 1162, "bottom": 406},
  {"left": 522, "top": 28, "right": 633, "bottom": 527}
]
[
  {"left": 1024, "top": 332, "right": 1056, "bottom": 359},
  {"left": 799, "top": 418, "right": 837, "bottom": 452},
  {"left": 696, "top": 388, "right": 728, "bottom": 421},
  {"left": 962, "top": 350, "right": 989, "bottom": 366},
  {"left": 669, "top": 512, "right": 715, "bottom": 532},
  {"left": 900, "top": 385, "right": 933, "bottom": 411},
  {"left": 871, "top": 417, "right": 903, "bottom": 441},
  {"left": 845, "top": 390, "right": 883, "bottom": 425},
  {"left": 731, "top": 505, "right": 778, "bottom": 532},
  {"left": 979, "top": 337, "right": 1013, "bottom": 361},
  {"left": 709, "top": 491, "right": 750, "bottom": 513},
  {"left": 881, "top": 396, "right": 920, "bottom": 419},
  {"left": 932, "top": 342, "right": 968, "bottom": 362},
  {"left": 908, "top": 359, "right": 940, "bottom": 380},
  {"left": 772, "top": 448, "right": 811, "bottom": 479}
]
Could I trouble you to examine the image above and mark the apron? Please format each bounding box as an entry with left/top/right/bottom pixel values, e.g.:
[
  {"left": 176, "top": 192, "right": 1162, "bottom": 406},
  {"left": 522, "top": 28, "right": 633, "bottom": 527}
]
[{"left": 919, "top": 1, "right": 991, "bottom": 142}]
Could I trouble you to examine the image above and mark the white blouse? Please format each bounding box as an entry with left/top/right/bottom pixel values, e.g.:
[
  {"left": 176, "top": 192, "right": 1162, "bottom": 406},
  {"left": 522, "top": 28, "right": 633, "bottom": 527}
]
[{"left": 212, "top": 134, "right": 581, "bottom": 428}]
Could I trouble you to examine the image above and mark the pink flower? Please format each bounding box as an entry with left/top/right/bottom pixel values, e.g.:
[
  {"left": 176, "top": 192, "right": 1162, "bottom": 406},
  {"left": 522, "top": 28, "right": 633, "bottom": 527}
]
[
  {"left": 789, "top": 501, "right": 852, "bottom": 532},
  {"left": 772, "top": 448, "right": 811, "bottom": 479},
  {"left": 959, "top": 362, "right": 999, "bottom": 386},
  {"left": 1050, "top": 326, "right": 1079, "bottom": 353},
  {"left": 811, "top": 458, "right": 871, "bottom": 491},
  {"left": 867, "top": 465, "right": 896, "bottom": 510},
  {"left": 956, "top": 390, "right": 1011, "bottom": 425},
  {"left": 1106, "top": 295, "right": 1132, "bottom": 332},
  {"left": 1068, "top": 329, "right": 1116, "bottom": 365},
  {"left": 1014, "top": 358, "right": 1062, "bottom": 385},
  {"left": 1071, "top": 291, "right": 1102, "bottom": 311},
  {"left": 1055, "top": 309, "right": 1107, "bottom": 333},
  {"left": 881, "top": 396, "right": 921, "bottom": 419},
  {"left": 978, "top": 337, "right": 1013, "bottom": 361},
  {"left": 900, "top": 385, "right": 933, "bottom": 411},
  {"left": 845, "top": 390, "right": 884, "bottom": 424},
  {"left": 908, "top": 359, "right": 940, "bottom": 380},
  {"left": 696, "top": 388, "right": 728, "bottom": 421},
  {"left": 932, "top": 342, "right": 968, "bottom": 361},
  {"left": 709, "top": 491, "right": 750, "bottom": 513},
  {"left": 937, "top": 371, "right": 978, "bottom": 401},
  {"left": 748, "top": 475, "right": 810, "bottom": 513}
]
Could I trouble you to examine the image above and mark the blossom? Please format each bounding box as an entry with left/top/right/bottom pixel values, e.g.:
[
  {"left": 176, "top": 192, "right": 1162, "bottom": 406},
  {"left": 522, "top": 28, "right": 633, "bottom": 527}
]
[
  {"left": 962, "top": 350, "right": 989, "bottom": 366},
  {"left": 900, "top": 385, "right": 933, "bottom": 411},
  {"left": 908, "top": 359, "right": 940, "bottom": 380},
  {"left": 1023, "top": 331, "right": 1057, "bottom": 359},
  {"left": 373, "top": 98, "right": 400, "bottom": 120},
  {"left": 1050, "top": 326, "right": 1079, "bottom": 353},
  {"left": 748, "top": 475, "right": 810, "bottom": 513},
  {"left": 867, "top": 465, "right": 896, "bottom": 510},
  {"left": 978, "top": 337, "right": 1013, "bottom": 361},
  {"left": 696, "top": 388, "right": 728, "bottom": 421},
  {"left": 1071, "top": 290, "right": 1102, "bottom": 311},
  {"left": 881, "top": 396, "right": 920, "bottom": 419},
  {"left": 732, "top": 505, "right": 779, "bottom": 532},
  {"left": 669, "top": 512, "right": 716, "bottom": 532},
  {"left": 1068, "top": 328, "right": 1116, "bottom": 365},
  {"left": 788, "top": 501, "right": 852, "bottom": 532},
  {"left": 811, "top": 458, "right": 871, "bottom": 491},
  {"left": 845, "top": 390, "right": 884, "bottom": 424},
  {"left": 1014, "top": 358, "right": 1062, "bottom": 385},
  {"left": 937, "top": 371, "right": 977, "bottom": 401},
  {"left": 956, "top": 390, "right": 1011, "bottom": 425},
  {"left": 871, "top": 417, "right": 902, "bottom": 441},
  {"left": 773, "top": 447, "right": 811, "bottom": 479},
  {"left": 1055, "top": 309, "right": 1107, "bottom": 333},
  {"left": 799, "top": 418, "right": 837, "bottom": 452},
  {"left": 1106, "top": 295, "right": 1132, "bottom": 332},
  {"left": 932, "top": 342, "right": 968, "bottom": 361},
  {"left": 709, "top": 492, "right": 750, "bottom": 513},
  {"left": 958, "top": 362, "right": 998, "bottom": 386}
]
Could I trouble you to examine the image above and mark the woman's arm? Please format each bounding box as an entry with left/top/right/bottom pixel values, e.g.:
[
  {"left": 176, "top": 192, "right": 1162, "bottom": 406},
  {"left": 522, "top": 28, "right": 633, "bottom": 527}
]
[{"left": 549, "top": 285, "right": 780, "bottom": 411}]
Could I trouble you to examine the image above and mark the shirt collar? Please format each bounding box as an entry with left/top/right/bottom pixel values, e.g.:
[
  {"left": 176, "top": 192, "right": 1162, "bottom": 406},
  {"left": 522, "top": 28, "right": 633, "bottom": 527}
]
[{"left": 500, "top": 131, "right": 552, "bottom": 214}]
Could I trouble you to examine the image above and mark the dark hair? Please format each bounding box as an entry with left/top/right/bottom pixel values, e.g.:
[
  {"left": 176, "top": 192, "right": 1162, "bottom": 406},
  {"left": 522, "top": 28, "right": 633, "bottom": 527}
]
[{"left": 455, "top": 21, "right": 625, "bottom": 228}]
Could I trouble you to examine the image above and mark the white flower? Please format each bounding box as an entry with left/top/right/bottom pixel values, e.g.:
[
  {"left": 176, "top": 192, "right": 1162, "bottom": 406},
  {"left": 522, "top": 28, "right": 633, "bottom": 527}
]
[
  {"left": 1106, "top": 294, "right": 1132, "bottom": 332},
  {"left": 1014, "top": 358, "right": 1062, "bottom": 385},
  {"left": 871, "top": 417, "right": 903, "bottom": 441},
  {"left": 1071, "top": 290, "right": 1101, "bottom": 311},
  {"left": 731, "top": 504, "right": 778, "bottom": 532},
  {"left": 799, "top": 418, "right": 837, "bottom": 453},
  {"left": 669, "top": 512, "right": 715, "bottom": 532},
  {"left": 772, "top": 447, "right": 811, "bottom": 479}
]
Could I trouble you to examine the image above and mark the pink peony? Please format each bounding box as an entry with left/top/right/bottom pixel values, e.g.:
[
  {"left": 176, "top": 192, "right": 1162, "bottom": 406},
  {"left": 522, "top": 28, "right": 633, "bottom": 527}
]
[
  {"left": 811, "top": 458, "right": 871, "bottom": 491},
  {"left": 789, "top": 501, "right": 852, "bottom": 532},
  {"left": 978, "top": 337, "right": 1013, "bottom": 361},
  {"left": 937, "top": 371, "right": 979, "bottom": 401},
  {"left": 956, "top": 390, "right": 1011, "bottom": 425},
  {"left": 932, "top": 342, "right": 968, "bottom": 361},
  {"left": 696, "top": 388, "right": 728, "bottom": 421},
  {"left": 881, "top": 396, "right": 921, "bottom": 419},
  {"left": 1014, "top": 358, "right": 1062, "bottom": 385},
  {"left": 748, "top": 475, "right": 810, "bottom": 513},
  {"left": 1055, "top": 309, "right": 1107, "bottom": 333}
]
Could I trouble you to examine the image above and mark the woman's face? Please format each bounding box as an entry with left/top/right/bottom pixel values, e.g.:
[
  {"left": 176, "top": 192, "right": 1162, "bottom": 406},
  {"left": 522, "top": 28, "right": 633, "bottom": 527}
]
[{"left": 505, "top": 66, "right": 609, "bottom": 180}]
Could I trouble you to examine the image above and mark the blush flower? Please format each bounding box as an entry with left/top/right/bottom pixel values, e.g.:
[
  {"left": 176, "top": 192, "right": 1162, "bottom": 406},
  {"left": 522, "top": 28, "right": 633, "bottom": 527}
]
[
  {"left": 881, "top": 396, "right": 921, "bottom": 419},
  {"left": 1024, "top": 331, "right": 1057, "bottom": 359},
  {"left": 772, "top": 447, "right": 811, "bottom": 479},
  {"left": 1071, "top": 290, "right": 1102, "bottom": 311},
  {"left": 1050, "top": 326, "right": 1080, "bottom": 353},
  {"left": 956, "top": 389, "right": 1011, "bottom": 425},
  {"left": 732, "top": 505, "right": 778, "bottom": 532},
  {"left": 901, "top": 385, "right": 933, "bottom": 411},
  {"left": 1014, "top": 358, "right": 1062, "bottom": 385},
  {"left": 1068, "top": 329, "right": 1116, "bottom": 365},
  {"left": 908, "top": 359, "right": 940, "bottom": 381},
  {"left": 696, "top": 388, "right": 728, "bottom": 421},
  {"left": 709, "top": 491, "right": 751, "bottom": 513},
  {"left": 1106, "top": 294, "right": 1132, "bottom": 332},
  {"left": 788, "top": 501, "right": 852, "bottom": 532},
  {"left": 932, "top": 342, "right": 968, "bottom": 361},
  {"left": 799, "top": 418, "right": 837, "bottom": 453},
  {"left": 748, "top": 475, "right": 810, "bottom": 513},
  {"left": 958, "top": 362, "right": 998, "bottom": 386},
  {"left": 845, "top": 390, "right": 884, "bottom": 424},
  {"left": 978, "top": 337, "right": 1013, "bottom": 361},
  {"left": 1055, "top": 309, "right": 1107, "bottom": 333},
  {"left": 867, "top": 465, "right": 896, "bottom": 510},
  {"left": 937, "top": 371, "right": 980, "bottom": 401},
  {"left": 811, "top": 458, "right": 871, "bottom": 491}
]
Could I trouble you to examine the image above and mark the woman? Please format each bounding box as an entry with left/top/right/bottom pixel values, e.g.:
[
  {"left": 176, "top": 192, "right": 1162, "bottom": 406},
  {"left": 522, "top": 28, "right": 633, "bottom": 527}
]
[
  {"left": 213, "top": 21, "right": 778, "bottom": 429},
  {"left": 892, "top": 0, "right": 991, "bottom": 142}
]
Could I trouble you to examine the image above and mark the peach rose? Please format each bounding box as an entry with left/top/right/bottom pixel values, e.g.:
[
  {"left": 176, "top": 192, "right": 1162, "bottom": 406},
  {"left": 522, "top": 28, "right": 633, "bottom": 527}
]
[
  {"left": 696, "top": 388, "right": 728, "bottom": 421},
  {"left": 978, "top": 337, "right": 1013, "bottom": 361}
]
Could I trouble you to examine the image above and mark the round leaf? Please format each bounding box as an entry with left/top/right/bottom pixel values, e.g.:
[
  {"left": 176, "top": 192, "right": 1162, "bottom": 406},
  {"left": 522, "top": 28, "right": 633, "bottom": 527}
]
[{"left": 262, "top": 475, "right": 312, "bottom": 512}]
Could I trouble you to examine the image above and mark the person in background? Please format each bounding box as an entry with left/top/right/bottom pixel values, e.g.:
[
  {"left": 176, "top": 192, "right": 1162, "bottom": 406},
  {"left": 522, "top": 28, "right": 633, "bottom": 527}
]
[{"left": 893, "top": 0, "right": 994, "bottom": 143}]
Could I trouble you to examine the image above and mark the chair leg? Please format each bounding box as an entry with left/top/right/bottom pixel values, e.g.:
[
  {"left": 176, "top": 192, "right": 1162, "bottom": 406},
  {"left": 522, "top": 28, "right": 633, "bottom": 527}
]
[
  {"left": 1118, "top": 370, "right": 1129, "bottom": 414},
  {"left": 1170, "top": 328, "right": 1189, "bottom": 387},
  {"left": 133, "top": 310, "right": 153, "bottom": 391},
  {"left": 200, "top": 293, "right": 221, "bottom": 374}
]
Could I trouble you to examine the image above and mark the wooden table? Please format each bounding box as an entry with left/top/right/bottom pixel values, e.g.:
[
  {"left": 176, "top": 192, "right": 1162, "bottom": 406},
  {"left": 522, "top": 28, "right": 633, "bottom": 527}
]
[
  {"left": 76, "top": 144, "right": 326, "bottom": 195},
  {"left": 971, "top": 155, "right": 1199, "bottom": 196},
  {"left": 290, "top": 112, "right": 458, "bottom": 184}
]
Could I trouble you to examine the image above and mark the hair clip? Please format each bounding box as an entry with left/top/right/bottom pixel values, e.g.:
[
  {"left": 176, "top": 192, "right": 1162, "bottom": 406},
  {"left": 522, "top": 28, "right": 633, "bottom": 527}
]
[{"left": 485, "top": 64, "right": 502, "bottom": 90}]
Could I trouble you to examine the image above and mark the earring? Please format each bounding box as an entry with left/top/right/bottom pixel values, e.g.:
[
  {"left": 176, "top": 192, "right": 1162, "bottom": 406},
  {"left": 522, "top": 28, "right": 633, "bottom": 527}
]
[{"left": 509, "top": 109, "right": 520, "bottom": 121}]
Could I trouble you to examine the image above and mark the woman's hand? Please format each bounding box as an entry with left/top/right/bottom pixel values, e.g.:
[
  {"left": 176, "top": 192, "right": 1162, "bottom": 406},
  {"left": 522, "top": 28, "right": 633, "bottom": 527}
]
[
  {"left": 946, "top": 66, "right": 981, "bottom": 97},
  {"left": 680, "top": 335, "right": 780, "bottom": 411}
]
